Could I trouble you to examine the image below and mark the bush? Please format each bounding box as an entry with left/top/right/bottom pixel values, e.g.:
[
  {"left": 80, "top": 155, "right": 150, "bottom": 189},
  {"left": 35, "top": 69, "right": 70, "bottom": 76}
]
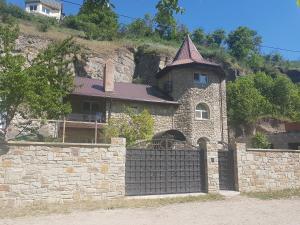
[
  {"left": 37, "top": 21, "right": 50, "bottom": 32},
  {"left": 102, "top": 109, "right": 154, "bottom": 146},
  {"left": 251, "top": 132, "right": 271, "bottom": 149}
]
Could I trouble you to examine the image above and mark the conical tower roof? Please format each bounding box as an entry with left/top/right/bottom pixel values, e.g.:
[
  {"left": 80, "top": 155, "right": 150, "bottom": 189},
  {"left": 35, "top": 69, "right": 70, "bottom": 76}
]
[
  {"left": 169, "top": 35, "right": 218, "bottom": 67},
  {"left": 156, "top": 35, "right": 222, "bottom": 78}
]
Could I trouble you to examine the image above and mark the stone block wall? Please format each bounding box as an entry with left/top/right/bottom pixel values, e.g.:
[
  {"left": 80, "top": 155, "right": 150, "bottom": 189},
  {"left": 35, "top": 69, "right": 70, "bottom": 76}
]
[
  {"left": 235, "top": 143, "right": 300, "bottom": 192},
  {"left": 0, "top": 138, "right": 126, "bottom": 208},
  {"left": 158, "top": 67, "right": 228, "bottom": 145}
]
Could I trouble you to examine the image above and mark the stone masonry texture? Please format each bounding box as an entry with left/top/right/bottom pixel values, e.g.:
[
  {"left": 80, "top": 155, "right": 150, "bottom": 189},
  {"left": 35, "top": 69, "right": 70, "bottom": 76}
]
[
  {"left": 235, "top": 143, "right": 300, "bottom": 192},
  {"left": 0, "top": 139, "right": 126, "bottom": 208},
  {"left": 158, "top": 66, "right": 228, "bottom": 146}
]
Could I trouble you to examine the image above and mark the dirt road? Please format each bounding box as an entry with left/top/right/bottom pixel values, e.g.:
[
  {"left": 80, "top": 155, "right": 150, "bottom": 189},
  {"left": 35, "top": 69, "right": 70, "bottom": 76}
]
[{"left": 1, "top": 196, "right": 300, "bottom": 225}]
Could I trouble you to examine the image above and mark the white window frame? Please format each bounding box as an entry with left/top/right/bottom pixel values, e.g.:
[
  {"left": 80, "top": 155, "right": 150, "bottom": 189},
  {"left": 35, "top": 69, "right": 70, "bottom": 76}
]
[
  {"left": 42, "top": 6, "right": 50, "bottom": 14},
  {"left": 194, "top": 73, "right": 208, "bottom": 85},
  {"left": 195, "top": 103, "right": 210, "bottom": 120},
  {"left": 29, "top": 4, "right": 37, "bottom": 11}
]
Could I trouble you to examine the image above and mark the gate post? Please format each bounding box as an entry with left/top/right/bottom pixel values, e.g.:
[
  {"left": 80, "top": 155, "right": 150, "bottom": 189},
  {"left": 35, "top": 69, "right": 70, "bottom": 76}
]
[{"left": 205, "top": 143, "right": 220, "bottom": 193}]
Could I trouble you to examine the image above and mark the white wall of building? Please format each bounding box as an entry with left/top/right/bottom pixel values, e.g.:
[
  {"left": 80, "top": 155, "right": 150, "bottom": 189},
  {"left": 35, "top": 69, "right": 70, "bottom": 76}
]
[{"left": 25, "top": 2, "right": 62, "bottom": 20}]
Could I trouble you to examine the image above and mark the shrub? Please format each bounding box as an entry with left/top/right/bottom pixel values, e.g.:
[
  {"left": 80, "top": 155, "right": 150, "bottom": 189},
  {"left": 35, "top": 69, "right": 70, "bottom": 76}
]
[
  {"left": 37, "top": 21, "right": 50, "bottom": 32},
  {"left": 102, "top": 109, "right": 154, "bottom": 146},
  {"left": 251, "top": 132, "right": 271, "bottom": 149}
]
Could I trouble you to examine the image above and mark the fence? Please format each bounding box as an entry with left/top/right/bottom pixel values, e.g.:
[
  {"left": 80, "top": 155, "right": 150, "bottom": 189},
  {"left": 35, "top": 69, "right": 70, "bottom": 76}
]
[{"left": 6, "top": 118, "right": 107, "bottom": 144}]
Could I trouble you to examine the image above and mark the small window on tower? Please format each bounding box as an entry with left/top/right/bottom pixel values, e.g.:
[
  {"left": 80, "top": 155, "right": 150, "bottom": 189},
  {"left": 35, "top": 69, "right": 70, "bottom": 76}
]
[{"left": 194, "top": 73, "right": 208, "bottom": 85}]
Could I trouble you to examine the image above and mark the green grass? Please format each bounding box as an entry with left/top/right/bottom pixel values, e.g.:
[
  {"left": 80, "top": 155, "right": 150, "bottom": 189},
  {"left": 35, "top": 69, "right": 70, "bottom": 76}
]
[
  {"left": 243, "top": 189, "right": 300, "bottom": 200},
  {"left": 0, "top": 194, "right": 223, "bottom": 219}
]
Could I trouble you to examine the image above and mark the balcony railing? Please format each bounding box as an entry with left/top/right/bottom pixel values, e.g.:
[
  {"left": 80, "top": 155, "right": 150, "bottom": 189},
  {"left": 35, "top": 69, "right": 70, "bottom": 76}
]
[{"left": 66, "top": 113, "right": 105, "bottom": 123}]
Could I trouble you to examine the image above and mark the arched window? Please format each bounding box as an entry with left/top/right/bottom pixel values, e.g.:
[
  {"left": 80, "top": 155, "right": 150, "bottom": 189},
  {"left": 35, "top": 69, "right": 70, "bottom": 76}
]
[{"left": 195, "top": 103, "right": 209, "bottom": 120}]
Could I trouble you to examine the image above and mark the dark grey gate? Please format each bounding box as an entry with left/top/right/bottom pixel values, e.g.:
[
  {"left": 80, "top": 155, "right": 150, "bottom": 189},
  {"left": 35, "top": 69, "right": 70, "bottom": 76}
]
[
  {"left": 218, "top": 150, "right": 235, "bottom": 190},
  {"left": 125, "top": 139, "right": 205, "bottom": 196}
]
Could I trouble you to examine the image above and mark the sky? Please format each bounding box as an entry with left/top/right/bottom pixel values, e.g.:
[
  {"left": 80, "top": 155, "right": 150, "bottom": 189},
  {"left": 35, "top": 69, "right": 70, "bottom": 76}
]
[{"left": 7, "top": 0, "right": 300, "bottom": 60}]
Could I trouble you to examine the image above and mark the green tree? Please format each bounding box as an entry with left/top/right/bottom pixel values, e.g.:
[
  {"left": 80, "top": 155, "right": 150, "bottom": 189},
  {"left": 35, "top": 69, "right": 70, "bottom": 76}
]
[
  {"left": 227, "top": 26, "right": 262, "bottom": 60},
  {"left": 272, "top": 74, "right": 300, "bottom": 119},
  {"left": 75, "top": 0, "right": 118, "bottom": 40},
  {"left": 125, "top": 14, "right": 154, "bottom": 38},
  {"left": 175, "top": 24, "right": 189, "bottom": 42},
  {"left": 103, "top": 109, "right": 154, "bottom": 146},
  {"left": 227, "top": 76, "right": 272, "bottom": 133},
  {"left": 251, "top": 132, "right": 271, "bottom": 149},
  {"left": 191, "top": 28, "right": 206, "bottom": 45},
  {"left": 0, "top": 24, "right": 79, "bottom": 140},
  {"left": 155, "top": 0, "right": 184, "bottom": 39},
  {"left": 297, "top": 0, "right": 300, "bottom": 7},
  {"left": 246, "top": 53, "right": 265, "bottom": 72},
  {"left": 207, "top": 29, "right": 226, "bottom": 47}
]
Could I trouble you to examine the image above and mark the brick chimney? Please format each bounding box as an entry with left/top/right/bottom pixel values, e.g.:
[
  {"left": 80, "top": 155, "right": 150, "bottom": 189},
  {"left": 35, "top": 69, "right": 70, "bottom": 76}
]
[{"left": 103, "top": 59, "right": 114, "bottom": 92}]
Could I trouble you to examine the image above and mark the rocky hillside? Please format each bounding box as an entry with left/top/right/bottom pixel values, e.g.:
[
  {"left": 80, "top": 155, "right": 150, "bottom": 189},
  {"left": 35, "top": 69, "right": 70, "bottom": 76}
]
[
  {"left": 13, "top": 21, "right": 300, "bottom": 88},
  {"left": 17, "top": 22, "right": 251, "bottom": 85}
]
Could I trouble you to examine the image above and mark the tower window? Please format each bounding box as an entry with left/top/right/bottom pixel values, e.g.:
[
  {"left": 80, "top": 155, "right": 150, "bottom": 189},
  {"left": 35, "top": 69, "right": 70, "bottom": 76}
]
[
  {"left": 195, "top": 103, "right": 210, "bottom": 120},
  {"left": 194, "top": 73, "right": 208, "bottom": 85}
]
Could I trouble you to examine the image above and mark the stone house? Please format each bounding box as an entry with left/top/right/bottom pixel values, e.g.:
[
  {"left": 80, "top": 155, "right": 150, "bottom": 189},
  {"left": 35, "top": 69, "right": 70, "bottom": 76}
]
[
  {"left": 25, "top": 0, "right": 62, "bottom": 20},
  {"left": 65, "top": 36, "right": 228, "bottom": 147}
]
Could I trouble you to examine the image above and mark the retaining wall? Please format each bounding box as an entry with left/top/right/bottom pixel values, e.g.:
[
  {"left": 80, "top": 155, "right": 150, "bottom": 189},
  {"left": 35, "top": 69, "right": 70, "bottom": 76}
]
[
  {"left": 0, "top": 138, "right": 126, "bottom": 208},
  {"left": 235, "top": 143, "right": 300, "bottom": 192}
]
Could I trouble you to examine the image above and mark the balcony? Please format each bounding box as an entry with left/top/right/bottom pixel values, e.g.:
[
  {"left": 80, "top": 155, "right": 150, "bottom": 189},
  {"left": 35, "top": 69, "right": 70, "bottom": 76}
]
[{"left": 66, "top": 113, "right": 106, "bottom": 123}]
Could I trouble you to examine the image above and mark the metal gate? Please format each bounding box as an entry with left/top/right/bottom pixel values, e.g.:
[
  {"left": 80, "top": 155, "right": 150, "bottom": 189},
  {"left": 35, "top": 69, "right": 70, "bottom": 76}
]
[
  {"left": 125, "top": 139, "right": 205, "bottom": 196},
  {"left": 218, "top": 150, "right": 235, "bottom": 190}
]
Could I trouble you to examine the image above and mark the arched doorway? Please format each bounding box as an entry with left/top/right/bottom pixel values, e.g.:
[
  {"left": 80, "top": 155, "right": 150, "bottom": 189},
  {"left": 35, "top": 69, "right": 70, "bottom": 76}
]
[
  {"left": 197, "top": 137, "right": 209, "bottom": 150},
  {"left": 153, "top": 130, "right": 186, "bottom": 141}
]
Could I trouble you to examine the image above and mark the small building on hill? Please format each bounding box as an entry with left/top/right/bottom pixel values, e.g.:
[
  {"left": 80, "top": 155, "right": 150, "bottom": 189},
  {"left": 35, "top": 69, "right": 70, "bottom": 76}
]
[{"left": 25, "top": 0, "right": 62, "bottom": 20}]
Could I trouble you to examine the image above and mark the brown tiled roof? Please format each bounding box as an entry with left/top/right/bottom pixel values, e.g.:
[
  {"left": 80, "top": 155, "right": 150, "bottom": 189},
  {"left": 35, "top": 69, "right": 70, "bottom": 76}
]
[
  {"left": 157, "top": 35, "right": 222, "bottom": 78},
  {"left": 72, "top": 77, "right": 179, "bottom": 105}
]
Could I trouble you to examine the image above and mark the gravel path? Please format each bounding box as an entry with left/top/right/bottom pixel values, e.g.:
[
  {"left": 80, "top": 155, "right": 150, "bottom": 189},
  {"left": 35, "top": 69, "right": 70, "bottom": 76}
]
[{"left": 1, "top": 196, "right": 300, "bottom": 225}]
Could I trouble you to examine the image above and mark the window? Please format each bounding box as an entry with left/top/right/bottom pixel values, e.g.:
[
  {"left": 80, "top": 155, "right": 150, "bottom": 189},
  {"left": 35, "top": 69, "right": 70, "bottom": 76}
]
[
  {"left": 82, "top": 101, "right": 99, "bottom": 114},
  {"left": 194, "top": 73, "right": 208, "bottom": 85},
  {"left": 29, "top": 5, "right": 37, "bottom": 11},
  {"left": 195, "top": 103, "right": 209, "bottom": 120},
  {"left": 42, "top": 6, "right": 50, "bottom": 14}
]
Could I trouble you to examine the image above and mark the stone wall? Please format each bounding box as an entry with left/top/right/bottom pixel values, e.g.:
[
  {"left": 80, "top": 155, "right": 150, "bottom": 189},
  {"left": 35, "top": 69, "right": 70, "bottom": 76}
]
[
  {"left": 235, "top": 143, "right": 300, "bottom": 192},
  {"left": 158, "top": 66, "right": 228, "bottom": 146},
  {"left": 0, "top": 138, "right": 126, "bottom": 208}
]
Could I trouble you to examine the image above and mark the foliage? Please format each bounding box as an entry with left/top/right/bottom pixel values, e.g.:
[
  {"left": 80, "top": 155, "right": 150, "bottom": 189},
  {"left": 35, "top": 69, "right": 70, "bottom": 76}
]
[
  {"left": 175, "top": 24, "right": 189, "bottom": 42},
  {"left": 191, "top": 28, "right": 206, "bottom": 45},
  {"left": 227, "top": 72, "right": 300, "bottom": 133},
  {"left": 298, "top": 0, "right": 300, "bottom": 7},
  {"left": 207, "top": 29, "right": 226, "bottom": 47},
  {"left": 227, "top": 75, "right": 272, "bottom": 128},
  {"left": 246, "top": 53, "right": 265, "bottom": 72},
  {"left": 37, "top": 20, "right": 50, "bottom": 32},
  {"left": 227, "top": 26, "right": 262, "bottom": 60},
  {"left": 0, "top": 23, "right": 80, "bottom": 140},
  {"left": 123, "top": 14, "right": 154, "bottom": 38},
  {"left": 251, "top": 132, "right": 271, "bottom": 149},
  {"left": 61, "top": 0, "right": 118, "bottom": 40},
  {"left": 103, "top": 109, "right": 154, "bottom": 146},
  {"left": 155, "top": 0, "right": 184, "bottom": 39}
]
